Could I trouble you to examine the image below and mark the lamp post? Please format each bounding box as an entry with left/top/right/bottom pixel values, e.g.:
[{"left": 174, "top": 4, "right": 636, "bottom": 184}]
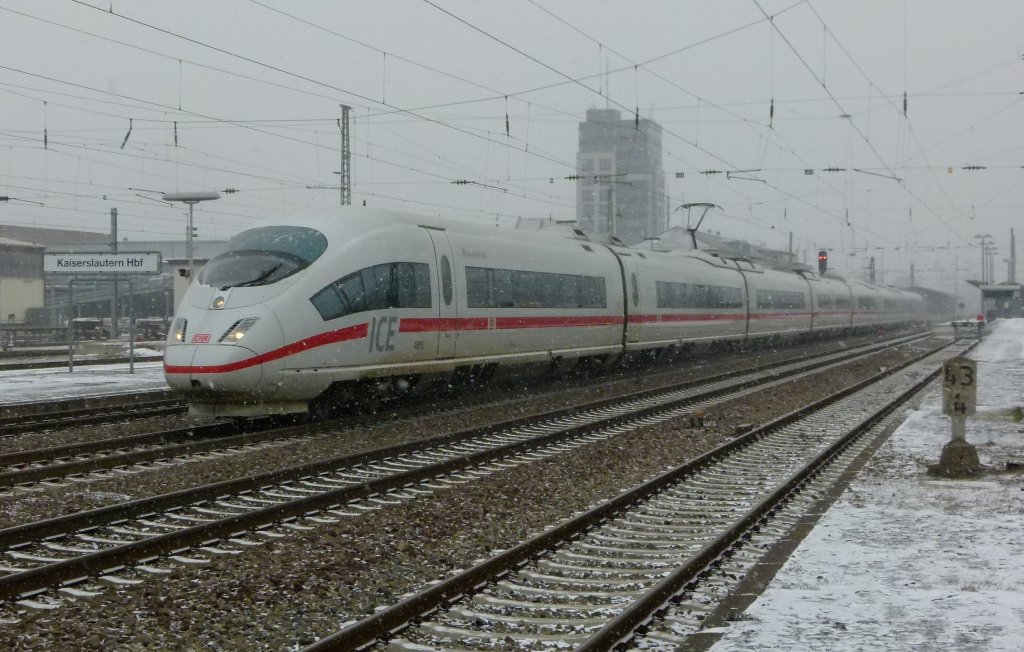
[{"left": 162, "top": 191, "right": 220, "bottom": 280}]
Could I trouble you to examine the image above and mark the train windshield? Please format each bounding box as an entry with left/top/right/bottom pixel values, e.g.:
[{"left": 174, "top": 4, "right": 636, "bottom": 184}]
[{"left": 199, "top": 226, "right": 328, "bottom": 289}]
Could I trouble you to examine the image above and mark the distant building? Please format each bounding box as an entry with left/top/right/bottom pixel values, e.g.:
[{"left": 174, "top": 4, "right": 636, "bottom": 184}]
[
  {"left": 0, "top": 238, "right": 45, "bottom": 322},
  {"left": 576, "top": 108, "right": 667, "bottom": 245},
  {"left": 0, "top": 224, "right": 108, "bottom": 246},
  {"left": 967, "top": 280, "right": 1023, "bottom": 319},
  {"left": 0, "top": 223, "right": 229, "bottom": 324}
]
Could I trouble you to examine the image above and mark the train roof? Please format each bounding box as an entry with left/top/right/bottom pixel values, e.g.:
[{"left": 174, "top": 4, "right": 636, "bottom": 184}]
[
  {"left": 259, "top": 206, "right": 595, "bottom": 249},
  {"left": 256, "top": 208, "right": 924, "bottom": 302}
]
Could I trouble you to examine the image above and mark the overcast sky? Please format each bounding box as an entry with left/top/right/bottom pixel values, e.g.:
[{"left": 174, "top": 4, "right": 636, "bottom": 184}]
[{"left": 1, "top": 0, "right": 1022, "bottom": 288}]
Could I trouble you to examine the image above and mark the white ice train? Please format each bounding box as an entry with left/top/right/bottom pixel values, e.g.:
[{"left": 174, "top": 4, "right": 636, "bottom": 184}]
[{"left": 164, "top": 207, "right": 925, "bottom": 416}]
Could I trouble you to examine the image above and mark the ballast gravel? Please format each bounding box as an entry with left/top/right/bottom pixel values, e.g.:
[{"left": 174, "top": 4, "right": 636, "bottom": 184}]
[
  {"left": 0, "top": 337, "right": 933, "bottom": 650},
  {"left": 0, "top": 335, "right": 894, "bottom": 529}
]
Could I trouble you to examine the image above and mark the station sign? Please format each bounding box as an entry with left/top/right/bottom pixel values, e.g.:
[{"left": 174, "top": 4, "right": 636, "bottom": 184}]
[
  {"left": 941, "top": 356, "right": 977, "bottom": 416},
  {"left": 44, "top": 252, "right": 163, "bottom": 275}
]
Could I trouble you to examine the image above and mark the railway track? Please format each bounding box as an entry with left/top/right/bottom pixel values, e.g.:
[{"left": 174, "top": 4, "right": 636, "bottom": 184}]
[
  {"left": 303, "top": 339, "right": 971, "bottom": 651},
  {"left": 0, "top": 334, "right": 924, "bottom": 490},
  {"left": 0, "top": 396, "right": 185, "bottom": 438},
  {"left": 0, "top": 334, "right": 933, "bottom": 606}
]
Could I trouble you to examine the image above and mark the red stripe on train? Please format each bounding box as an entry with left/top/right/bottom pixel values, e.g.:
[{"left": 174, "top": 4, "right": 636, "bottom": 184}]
[
  {"left": 399, "top": 317, "right": 488, "bottom": 332},
  {"left": 628, "top": 313, "right": 746, "bottom": 324},
  {"left": 495, "top": 315, "right": 622, "bottom": 329},
  {"left": 165, "top": 315, "right": 621, "bottom": 374},
  {"left": 401, "top": 315, "right": 622, "bottom": 331},
  {"left": 164, "top": 323, "right": 368, "bottom": 374}
]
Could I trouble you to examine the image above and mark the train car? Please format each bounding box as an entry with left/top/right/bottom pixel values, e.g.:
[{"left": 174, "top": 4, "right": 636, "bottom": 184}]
[
  {"left": 165, "top": 208, "right": 626, "bottom": 416},
  {"left": 806, "top": 274, "right": 855, "bottom": 333},
  {"left": 745, "top": 266, "right": 814, "bottom": 341},
  {"left": 849, "top": 280, "right": 889, "bottom": 329},
  {"left": 618, "top": 249, "right": 748, "bottom": 352},
  {"left": 164, "top": 206, "right": 925, "bottom": 417}
]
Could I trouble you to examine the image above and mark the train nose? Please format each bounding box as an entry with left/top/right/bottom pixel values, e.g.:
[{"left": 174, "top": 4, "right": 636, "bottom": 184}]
[
  {"left": 164, "top": 343, "right": 263, "bottom": 393},
  {"left": 163, "top": 308, "right": 283, "bottom": 396}
]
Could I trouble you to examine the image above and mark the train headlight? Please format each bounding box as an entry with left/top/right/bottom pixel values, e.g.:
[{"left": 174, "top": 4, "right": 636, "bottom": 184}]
[
  {"left": 170, "top": 318, "right": 187, "bottom": 343},
  {"left": 219, "top": 317, "right": 259, "bottom": 344},
  {"left": 211, "top": 295, "right": 227, "bottom": 310}
]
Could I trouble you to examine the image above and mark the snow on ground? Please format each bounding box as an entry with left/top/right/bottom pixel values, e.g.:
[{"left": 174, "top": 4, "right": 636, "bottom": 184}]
[
  {"left": 709, "top": 318, "right": 1024, "bottom": 651},
  {"left": 0, "top": 361, "right": 168, "bottom": 406}
]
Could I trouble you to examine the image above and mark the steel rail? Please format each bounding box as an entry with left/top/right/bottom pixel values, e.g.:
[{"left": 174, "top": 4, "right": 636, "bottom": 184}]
[
  {"left": 0, "top": 332, "right": 922, "bottom": 549},
  {"left": 0, "top": 333, "right": 926, "bottom": 487},
  {"left": 0, "top": 336, "right": 932, "bottom": 601},
  {"left": 301, "top": 339, "right": 957, "bottom": 651},
  {"left": 0, "top": 390, "right": 172, "bottom": 420},
  {"left": 0, "top": 417, "right": 290, "bottom": 486},
  {"left": 576, "top": 361, "right": 962, "bottom": 649},
  {"left": 0, "top": 398, "right": 183, "bottom": 436}
]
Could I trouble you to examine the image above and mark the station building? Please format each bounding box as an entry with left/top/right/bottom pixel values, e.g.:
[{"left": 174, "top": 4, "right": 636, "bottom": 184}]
[
  {"left": 968, "top": 280, "right": 1023, "bottom": 319},
  {"left": 0, "top": 238, "right": 45, "bottom": 322}
]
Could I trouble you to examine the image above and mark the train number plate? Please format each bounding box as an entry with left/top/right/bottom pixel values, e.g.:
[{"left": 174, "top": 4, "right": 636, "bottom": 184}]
[{"left": 191, "top": 333, "right": 212, "bottom": 343}]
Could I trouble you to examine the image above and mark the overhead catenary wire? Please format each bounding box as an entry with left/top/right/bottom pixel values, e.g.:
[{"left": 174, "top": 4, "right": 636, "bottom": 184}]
[
  {"left": 66, "top": 0, "right": 576, "bottom": 171},
  {"left": 427, "top": 0, "right": 908, "bottom": 249},
  {"left": 6, "top": 0, "right": 913, "bottom": 248},
  {"left": 0, "top": 1, "right": 1018, "bottom": 256},
  {"left": 0, "top": 7, "right": 577, "bottom": 224}
]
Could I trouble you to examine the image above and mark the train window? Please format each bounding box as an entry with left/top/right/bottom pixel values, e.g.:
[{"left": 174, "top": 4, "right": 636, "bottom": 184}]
[
  {"left": 549, "top": 273, "right": 577, "bottom": 307},
  {"left": 336, "top": 273, "right": 368, "bottom": 313},
  {"left": 817, "top": 295, "right": 833, "bottom": 310},
  {"left": 465, "top": 267, "right": 490, "bottom": 306},
  {"left": 755, "top": 289, "right": 806, "bottom": 310},
  {"left": 465, "top": 266, "right": 606, "bottom": 309},
  {"left": 578, "top": 276, "right": 607, "bottom": 308},
  {"left": 630, "top": 274, "right": 639, "bottom": 305},
  {"left": 396, "top": 262, "right": 432, "bottom": 308},
  {"left": 441, "top": 256, "right": 453, "bottom": 305},
  {"left": 200, "top": 226, "right": 328, "bottom": 289},
  {"left": 491, "top": 268, "right": 515, "bottom": 307},
  {"left": 835, "top": 296, "right": 852, "bottom": 310},
  {"left": 310, "top": 285, "right": 345, "bottom": 321},
  {"left": 857, "top": 297, "right": 879, "bottom": 310},
  {"left": 656, "top": 281, "right": 743, "bottom": 309},
  {"left": 310, "top": 262, "right": 431, "bottom": 321}
]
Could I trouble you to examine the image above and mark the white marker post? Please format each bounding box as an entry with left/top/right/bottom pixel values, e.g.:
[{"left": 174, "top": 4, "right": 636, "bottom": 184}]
[{"left": 929, "top": 356, "right": 983, "bottom": 477}]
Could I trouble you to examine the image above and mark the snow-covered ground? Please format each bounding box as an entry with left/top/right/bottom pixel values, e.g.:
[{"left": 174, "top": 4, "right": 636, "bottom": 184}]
[
  {"left": 710, "top": 318, "right": 1024, "bottom": 651},
  {"left": 0, "top": 360, "right": 168, "bottom": 406}
]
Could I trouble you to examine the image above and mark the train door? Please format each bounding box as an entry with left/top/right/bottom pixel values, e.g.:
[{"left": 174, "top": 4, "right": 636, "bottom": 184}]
[
  {"left": 733, "top": 263, "right": 753, "bottom": 342},
  {"left": 426, "top": 228, "right": 458, "bottom": 359},
  {"left": 607, "top": 251, "right": 639, "bottom": 347},
  {"left": 806, "top": 278, "right": 819, "bottom": 331},
  {"left": 627, "top": 264, "right": 642, "bottom": 346}
]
